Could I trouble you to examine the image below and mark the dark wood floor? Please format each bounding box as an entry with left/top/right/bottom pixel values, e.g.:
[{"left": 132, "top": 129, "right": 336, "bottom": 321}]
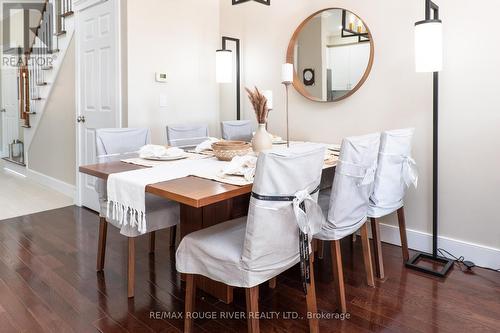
[{"left": 0, "top": 206, "right": 499, "bottom": 332}]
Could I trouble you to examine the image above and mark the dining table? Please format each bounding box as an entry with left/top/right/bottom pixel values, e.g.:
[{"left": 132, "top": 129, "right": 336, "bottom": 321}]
[{"left": 79, "top": 146, "right": 337, "bottom": 304}]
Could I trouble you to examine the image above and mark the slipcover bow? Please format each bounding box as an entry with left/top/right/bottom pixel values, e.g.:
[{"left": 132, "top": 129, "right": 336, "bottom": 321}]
[{"left": 379, "top": 152, "right": 419, "bottom": 188}]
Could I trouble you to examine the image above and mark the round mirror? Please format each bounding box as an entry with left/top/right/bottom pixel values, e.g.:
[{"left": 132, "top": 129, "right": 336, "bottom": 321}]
[{"left": 287, "top": 8, "right": 374, "bottom": 102}]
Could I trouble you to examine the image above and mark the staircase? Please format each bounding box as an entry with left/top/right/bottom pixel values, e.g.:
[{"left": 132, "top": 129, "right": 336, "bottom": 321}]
[{"left": 18, "top": 0, "right": 75, "bottom": 151}]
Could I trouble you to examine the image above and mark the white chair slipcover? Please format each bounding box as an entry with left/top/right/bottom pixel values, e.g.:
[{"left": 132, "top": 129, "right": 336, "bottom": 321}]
[
  {"left": 95, "top": 128, "right": 179, "bottom": 237},
  {"left": 221, "top": 120, "right": 254, "bottom": 142},
  {"left": 368, "top": 128, "right": 418, "bottom": 218},
  {"left": 166, "top": 124, "right": 209, "bottom": 148},
  {"left": 176, "top": 143, "right": 326, "bottom": 288},
  {"left": 316, "top": 133, "right": 381, "bottom": 241}
]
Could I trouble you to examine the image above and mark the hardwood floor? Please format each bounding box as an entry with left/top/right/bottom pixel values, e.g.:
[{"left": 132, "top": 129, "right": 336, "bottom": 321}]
[{"left": 0, "top": 206, "right": 499, "bottom": 332}]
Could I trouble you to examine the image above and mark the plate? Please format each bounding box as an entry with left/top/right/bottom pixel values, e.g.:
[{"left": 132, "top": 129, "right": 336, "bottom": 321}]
[
  {"left": 142, "top": 154, "right": 188, "bottom": 161},
  {"left": 272, "top": 140, "right": 288, "bottom": 145}
]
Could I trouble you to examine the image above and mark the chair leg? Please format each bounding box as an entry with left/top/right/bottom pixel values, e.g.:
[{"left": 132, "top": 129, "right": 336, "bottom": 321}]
[
  {"left": 149, "top": 231, "right": 156, "bottom": 254},
  {"left": 128, "top": 238, "right": 135, "bottom": 298},
  {"left": 170, "top": 225, "right": 177, "bottom": 247},
  {"left": 96, "top": 217, "right": 107, "bottom": 272},
  {"left": 317, "top": 240, "right": 325, "bottom": 260},
  {"left": 184, "top": 274, "right": 196, "bottom": 333},
  {"left": 397, "top": 207, "right": 410, "bottom": 262},
  {"left": 268, "top": 277, "right": 277, "bottom": 289},
  {"left": 370, "top": 218, "right": 385, "bottom": 279},
  {"left": 360, "top": 224, "right": 375, "bottom": 287},
  {"left": 330, "top": 240, "right": 347, "bottom": 313},
  {"left": 306, "top": 255, "right": 319, "bottom": 333},
  {"left": 245, "top": 286, "right": 260, "bottom": 333}
]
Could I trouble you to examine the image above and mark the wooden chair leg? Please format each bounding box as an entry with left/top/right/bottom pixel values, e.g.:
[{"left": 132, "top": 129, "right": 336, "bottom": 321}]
[
  {"left": 170, "top": 225, "right": 177, "bottom": 247},
  {"left": 128, "top": 238, "right": 135, "bottom": 298},
  {"left": 149, "top": 231, "right": 156, "bottom": 254},
  {"left": 330, "top": 240, "right": 347, "bottom": 313},
  {"left": 245, "top": 286, "right": 260, "bottom": 333},
  {"left": 184, "top": 274, "right": 196, "bottom": 333},
  {"left": 96, "top": 217, "right": 107, "bottom": 271},
  {"left": 306, "top": 256, "right": 319, "bottom": 333},
  {"left": 360, "top": 224, "right": 375, "bottom": 287},
  {"left": 370, "top": 218, "right": 385, "bottom": 279},
  {"left": 268, "top": 277, "right": 277, "bottom": 289},
  {"left": 397, "top": 207, "right": 410, "bottom": 262},
  {"left": 317, "top": 240, "right": 325, "bottom": 260}
]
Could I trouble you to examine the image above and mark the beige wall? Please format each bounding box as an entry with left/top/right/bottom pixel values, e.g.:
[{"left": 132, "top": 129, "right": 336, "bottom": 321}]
[
  {"left": 220, "top": 0, "right": 500, "bottom": 250},
  {"left": 126, "top": 0, "right": 221, "bottom": 143},
  {"left": 28, "top": 38, "right": 76, "bottom": 185}
]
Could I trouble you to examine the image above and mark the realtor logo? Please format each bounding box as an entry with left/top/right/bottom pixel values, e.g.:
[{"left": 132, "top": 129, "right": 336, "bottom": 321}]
[{"left": 2, "top": 1, "right": 50, "bottom": 55}]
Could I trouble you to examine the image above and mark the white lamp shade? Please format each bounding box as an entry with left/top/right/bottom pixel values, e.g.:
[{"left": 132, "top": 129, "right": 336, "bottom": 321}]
[
  {"left": 282, "top": 63, "right": 294, "bottom": 83},
  {"left": 263, "top": 90, "right": 273, "bottom": 109},
  {"left": 216, "top": 50, "right": 233, "bottom": 83},
  {"left": 415, "top": 20, "right": 443, "bottom": 72}
]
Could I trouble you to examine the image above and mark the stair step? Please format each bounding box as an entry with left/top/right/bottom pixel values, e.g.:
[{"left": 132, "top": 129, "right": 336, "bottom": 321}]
[
  {"left": 26, "top": 112, "right": 37, "bottom": 115},
  {"left": 61, "top": 11, "right": 74, "bottom": 18},
  {"left": 36, "top": 82, "right": 48, "bottom": 86},
  {"left": 21, "top": 125, "right": 31, "bottom": 129},
  {"left": 31, "top": 97, "right": 43, "bottom": 101},
  {"left": 55, "top": 30, "right": 67, "bottom": 37},
  {"left": 41, "top": 66, "right": 53, "bottom": 70},
  {"left": 48, "top": 48, "right": 60, "bottom": 54}
]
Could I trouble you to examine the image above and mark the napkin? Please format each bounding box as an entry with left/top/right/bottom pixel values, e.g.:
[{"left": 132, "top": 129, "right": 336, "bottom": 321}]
[
  {"left": 139, "top": 145, "right": 184, "bottom": 158},
  {"left": 221, "top": 155, "right": 258, "bottom": 182},
  {"left": 194, "top": 137, "right": 220, "bottom": 153}
]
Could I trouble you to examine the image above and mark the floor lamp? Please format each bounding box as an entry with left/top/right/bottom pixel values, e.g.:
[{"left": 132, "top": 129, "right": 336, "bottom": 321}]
[
  {"left": 216, "top": 37, "right": 241, "bottom": 120},
  {"left": 405, "top": 0, "right": 453, "bottom": 278}
]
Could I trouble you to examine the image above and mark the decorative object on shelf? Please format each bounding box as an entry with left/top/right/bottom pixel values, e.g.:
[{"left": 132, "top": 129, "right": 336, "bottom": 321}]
[
  {"left": 406, "top": 0, "right": 452, "bottom": 278},
  {"left": 281, "top": 63, "right": 293, "bottom": 148},
  {"left": 287, "top": 8, "right": 374, "bottom": 103},
  {"left": 303, "top": 68, "right": 315, "bottom": 86},
  {"left": 245, "top": 87, "right": 272, "bottom": 152},
  {"left": 342, "top": 9, "right": 370, "bottom": 42},
  {"left": 216, "top": 36, "right": 241, "bottom": 120},
  {"left": 212, "top": 141, "right": 252, "bottom": 161},
  {"left": 232, "top": 0, "right": 270, "bottom": 6}
]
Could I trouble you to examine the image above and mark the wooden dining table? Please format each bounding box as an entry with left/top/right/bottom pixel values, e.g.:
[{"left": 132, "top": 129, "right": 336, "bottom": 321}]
[{"left": 79, "top": 157, "right": 336, "bottom": 304}]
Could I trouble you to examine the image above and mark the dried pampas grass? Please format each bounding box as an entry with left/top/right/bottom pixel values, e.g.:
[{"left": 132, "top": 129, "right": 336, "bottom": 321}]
[{"left": 245, "top": 86, "right": 270, "bottom": 124}]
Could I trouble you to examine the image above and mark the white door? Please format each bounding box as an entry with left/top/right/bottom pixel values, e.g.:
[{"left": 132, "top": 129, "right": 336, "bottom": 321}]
[
  {"left": 76, "top": 0, "right": 121, "bottom": 211},
  {"left": 1, "top": 68, "right": 20, "bottom": 157}
]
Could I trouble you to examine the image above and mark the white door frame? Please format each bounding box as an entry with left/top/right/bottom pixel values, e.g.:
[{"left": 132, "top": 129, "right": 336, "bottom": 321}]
[{"left": 74, "top": 0, "right": 123, "bottom": 207}]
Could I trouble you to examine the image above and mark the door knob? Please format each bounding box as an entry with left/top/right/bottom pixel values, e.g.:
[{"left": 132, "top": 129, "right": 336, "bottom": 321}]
[{"left": 77, "top": 115, "right": 86, "bottom": 123}]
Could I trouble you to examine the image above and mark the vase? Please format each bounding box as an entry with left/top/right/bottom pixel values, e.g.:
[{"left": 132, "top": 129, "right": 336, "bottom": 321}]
[{"left": 252, "top": 123, "right": 273, "bottom": 153}]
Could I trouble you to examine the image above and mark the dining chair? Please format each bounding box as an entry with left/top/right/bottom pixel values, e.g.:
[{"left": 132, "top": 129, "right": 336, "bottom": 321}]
[
  {"left": 176, "top": 144, "right": 326, "bottom": 333},
  {"left": 95, "top": 128, "right": 180, "bottom": 298},
  {"left": 368, "top": 128, "right": 418, "bottom": 279},
  {"left": 166, "top": 124, "right": 209, "bottom": 148},
  {"left": 221, "top": 120, "right": 254, "bottom": 142},
  {"left": 315, "top": 132, "right": 380, "bottom": 313}
]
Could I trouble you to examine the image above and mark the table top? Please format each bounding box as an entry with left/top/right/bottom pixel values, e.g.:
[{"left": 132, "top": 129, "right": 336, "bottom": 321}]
[
  {"left": 79, "top": 161, "right": 253, "bottom": 208},
  {"left": 79, "top": 160, "right": 335, "bottom": 209}
]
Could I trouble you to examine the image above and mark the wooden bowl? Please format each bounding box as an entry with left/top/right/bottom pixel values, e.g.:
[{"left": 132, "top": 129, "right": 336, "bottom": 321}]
[{"left": 211, "top": 141, "right": 252, "bottom": 161}]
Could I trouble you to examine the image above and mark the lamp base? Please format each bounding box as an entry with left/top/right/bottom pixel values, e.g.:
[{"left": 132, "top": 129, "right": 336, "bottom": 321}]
[{"left": 406, "top": 252, "right": 454, "bottom": 278}]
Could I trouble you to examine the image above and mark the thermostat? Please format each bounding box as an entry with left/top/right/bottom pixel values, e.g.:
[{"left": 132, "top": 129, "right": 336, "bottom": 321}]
[{"left": 155, "top": 72, "right": 167, "bottom": 83}]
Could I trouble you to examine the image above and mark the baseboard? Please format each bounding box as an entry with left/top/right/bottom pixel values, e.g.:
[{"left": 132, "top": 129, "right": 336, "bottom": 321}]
[
  {"left": 379, "top": 222, "right": 500, "bottom": 271},
  {"left": 26, "top": 168, "right": 76, "bottom": 201}
]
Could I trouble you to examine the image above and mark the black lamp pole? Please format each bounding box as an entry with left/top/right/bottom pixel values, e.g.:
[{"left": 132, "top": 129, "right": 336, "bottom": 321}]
[
  {"left": 406, "top": 0, "right": 453, "bottom": 278},
  {"left": 221, "top": 36, "right": 241, "bottom": 120}
]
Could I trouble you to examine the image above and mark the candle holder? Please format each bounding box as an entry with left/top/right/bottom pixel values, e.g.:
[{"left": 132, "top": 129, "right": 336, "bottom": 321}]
[{"left": 282, "top": 63, "right": 294, "bottom": 148}]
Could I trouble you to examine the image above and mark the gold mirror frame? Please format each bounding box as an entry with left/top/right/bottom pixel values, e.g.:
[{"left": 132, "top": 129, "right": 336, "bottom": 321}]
[{"left": 286, "top": 8, "right": 375, "bottom": 103}]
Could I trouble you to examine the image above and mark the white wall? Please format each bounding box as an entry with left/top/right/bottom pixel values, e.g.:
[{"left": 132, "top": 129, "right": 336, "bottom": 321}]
[
  {"left": 126, "top": 0, "right": 221, "bottom": 143},
  {"left": 28, "top": 39, "right": 76, "bottom": 186},
  {"left": 220, "top": 0, "right": 500, "bottom": 256}
]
